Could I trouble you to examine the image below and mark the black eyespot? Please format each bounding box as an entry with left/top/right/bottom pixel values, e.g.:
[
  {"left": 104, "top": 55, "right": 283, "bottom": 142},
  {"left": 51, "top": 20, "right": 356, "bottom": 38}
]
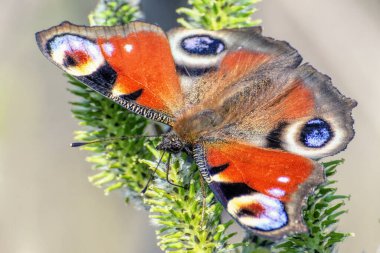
[
  {"left": 120, "top": 89, "right": 143, "bottom": 101},
  {"left": 63, "top": 55, "right": 77, "bottom": 67},
  {"left": 218, "top": 183, "right": 255, "bottom": 200},
  {"left": 81, "top": 62, "right": 117, "bottom": 90},
  {"left": 300, "top": 118, "right": 333, "bottom": 148},
  {"left": 181, "top": 35, "right": 225, "bottom": 55},
  {"left": 209, "top": 163, "right": 229, "bottom": 176},
  {"left": 266, "top": 122, "right": 288, "bottom": 149}
]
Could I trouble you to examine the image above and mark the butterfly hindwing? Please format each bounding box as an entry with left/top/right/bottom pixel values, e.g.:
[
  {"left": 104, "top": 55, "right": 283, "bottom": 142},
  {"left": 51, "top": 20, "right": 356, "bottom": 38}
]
[
  {"left": 36, "top": 21, "right": 185, "bottom": 125},
  {"left": 194, "top": 140, "right": 324, "bottom": 239}
]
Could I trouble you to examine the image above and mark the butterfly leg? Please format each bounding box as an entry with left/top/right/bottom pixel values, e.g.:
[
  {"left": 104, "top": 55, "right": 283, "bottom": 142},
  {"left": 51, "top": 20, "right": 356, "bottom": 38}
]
[
  {"left": 165, "top": 153, "right": 186, "bottom": 189},
  {"left": 141, "top": 151, "right": 165, "bottom": 194}
]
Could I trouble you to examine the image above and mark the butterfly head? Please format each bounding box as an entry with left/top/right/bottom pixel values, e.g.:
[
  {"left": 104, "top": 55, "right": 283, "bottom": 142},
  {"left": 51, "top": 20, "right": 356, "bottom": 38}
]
[{"left": 156, "top": 131, "right": 187, "bottom": 154}]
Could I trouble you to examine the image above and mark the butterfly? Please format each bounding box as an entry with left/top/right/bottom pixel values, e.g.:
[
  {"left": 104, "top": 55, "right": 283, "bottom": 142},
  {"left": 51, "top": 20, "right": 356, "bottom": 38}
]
[{"left": 35, "top": 21, "right": 356, "bottom": 239}]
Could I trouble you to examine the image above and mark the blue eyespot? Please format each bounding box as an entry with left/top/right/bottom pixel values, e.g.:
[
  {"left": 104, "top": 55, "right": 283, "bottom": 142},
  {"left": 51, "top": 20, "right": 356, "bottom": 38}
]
[
  {"left": 300, "top": 118, "right": 333, "bottom": 148},
  {"left": 181, "top": 35, "right": 225, "bottom": 55}
]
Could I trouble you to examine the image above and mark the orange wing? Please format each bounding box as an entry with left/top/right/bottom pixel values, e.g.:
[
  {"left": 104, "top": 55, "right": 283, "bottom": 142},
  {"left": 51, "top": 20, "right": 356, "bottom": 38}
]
[
  {"left": 194, "top": 140, "right": 324, "bottom": 239},
  {"left": 36, "top": 21, "right": 184, "bottom": 125}
]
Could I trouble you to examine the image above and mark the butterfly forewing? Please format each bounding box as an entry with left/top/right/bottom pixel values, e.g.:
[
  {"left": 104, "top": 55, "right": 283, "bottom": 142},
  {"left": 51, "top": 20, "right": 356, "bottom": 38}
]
[{"left": 36, "top": 21, "right": 185, "bottom": 125}]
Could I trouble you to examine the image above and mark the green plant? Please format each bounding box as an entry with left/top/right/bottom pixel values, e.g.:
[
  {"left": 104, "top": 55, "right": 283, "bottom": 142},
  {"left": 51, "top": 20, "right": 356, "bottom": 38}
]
[
  {"left": 177, "top": 0, "right": 262, "bottom": 30},
  {"left": 68, "top": 0, "right": 351, "bottom": 252}
]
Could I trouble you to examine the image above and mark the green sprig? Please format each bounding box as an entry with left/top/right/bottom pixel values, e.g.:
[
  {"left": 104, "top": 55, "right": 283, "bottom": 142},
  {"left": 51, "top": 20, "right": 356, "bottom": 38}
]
[
  {"left": 69, "top": 74, "right": 152, "bottom": 205},
  {"left": 89, "top": 0, "right": 142, "bottom": 26},
  {"left": 141, "top": 147, "right": 241, "bottom": 252},
  {"left": 177, "top": 0, "right": 262, "bottom": 30}
]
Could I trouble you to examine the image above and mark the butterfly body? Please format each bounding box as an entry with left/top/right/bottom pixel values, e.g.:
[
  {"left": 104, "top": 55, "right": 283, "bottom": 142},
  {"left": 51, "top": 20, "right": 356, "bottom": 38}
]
[{"left": 36, "top": 21, "right": 356, "bottom": 239}]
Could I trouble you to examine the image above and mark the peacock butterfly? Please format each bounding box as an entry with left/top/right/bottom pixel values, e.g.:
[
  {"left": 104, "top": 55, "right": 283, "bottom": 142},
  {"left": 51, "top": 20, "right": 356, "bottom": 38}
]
[{"left": 35, "top": 21, "right": 356, "bottom": 239}]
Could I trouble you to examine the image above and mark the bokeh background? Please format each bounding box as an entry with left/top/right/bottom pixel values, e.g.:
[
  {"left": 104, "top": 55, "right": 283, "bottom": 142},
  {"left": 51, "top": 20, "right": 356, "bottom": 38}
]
[{"left": 1, "top": 0, "right": 379, "bottom": 252}]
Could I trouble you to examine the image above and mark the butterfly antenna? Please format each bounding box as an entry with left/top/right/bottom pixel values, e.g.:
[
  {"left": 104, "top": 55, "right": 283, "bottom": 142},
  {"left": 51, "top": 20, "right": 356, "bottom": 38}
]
[
  {"left": 71, "top": 135, "right": 160, "bottom": 147},
  {"left": 141, "top": 151, "right": 166, "bottom": 194},
  {"left": 165, "top": 154, "right": 186, "bottom": 189}
]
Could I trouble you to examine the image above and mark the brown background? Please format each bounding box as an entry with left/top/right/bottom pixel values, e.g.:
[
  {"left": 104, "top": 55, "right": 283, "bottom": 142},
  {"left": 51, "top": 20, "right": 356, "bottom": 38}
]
[{"left": 0, "top": 0, "right": 379, "bottom": 252}]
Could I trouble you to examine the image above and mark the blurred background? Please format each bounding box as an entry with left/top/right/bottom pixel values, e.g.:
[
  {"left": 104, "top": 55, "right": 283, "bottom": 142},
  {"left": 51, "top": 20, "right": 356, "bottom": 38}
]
[{"left": 0, "top": 0, "right": 379, "bottom": 252}]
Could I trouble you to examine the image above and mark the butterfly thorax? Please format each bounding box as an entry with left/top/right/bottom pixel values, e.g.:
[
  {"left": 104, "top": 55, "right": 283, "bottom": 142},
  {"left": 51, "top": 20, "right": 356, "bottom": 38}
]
[
  {"left": 156, "top": 108, "right": 224, "bottom": 153},
  {"left": 172, "top": 108, "right": 223, "bottom": 144}
]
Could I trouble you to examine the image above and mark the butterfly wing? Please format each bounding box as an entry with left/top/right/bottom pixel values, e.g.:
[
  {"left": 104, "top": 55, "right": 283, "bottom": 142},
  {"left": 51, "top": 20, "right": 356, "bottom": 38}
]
[
  {"left": 36, "top": 21, "right": 185, "bottom": 125},
  {"left": 193, "top": 140, "right": 324, "bottom": 239}
]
